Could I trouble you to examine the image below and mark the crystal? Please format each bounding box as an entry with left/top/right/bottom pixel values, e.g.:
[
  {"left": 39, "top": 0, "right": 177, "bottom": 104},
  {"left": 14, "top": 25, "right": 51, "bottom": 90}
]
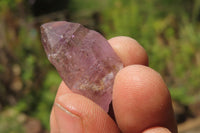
[{"left": 40, "top": 21, "right": 123, "bottom": 112}]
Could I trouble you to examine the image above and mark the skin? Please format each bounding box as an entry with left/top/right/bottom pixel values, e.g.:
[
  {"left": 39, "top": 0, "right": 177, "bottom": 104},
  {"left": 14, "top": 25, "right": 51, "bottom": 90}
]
[{"left": 50, "top": 36, "right": 178, "bottom": 133}]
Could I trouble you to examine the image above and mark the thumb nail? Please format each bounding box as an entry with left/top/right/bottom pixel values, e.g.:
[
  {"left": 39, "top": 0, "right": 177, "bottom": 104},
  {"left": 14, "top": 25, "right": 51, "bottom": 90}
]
[
  {"left": 54, "top": 102, "right": 83, "bottom": 133},
  {"left": 143, "top": 127, "right": 172, "bottom": 133}
]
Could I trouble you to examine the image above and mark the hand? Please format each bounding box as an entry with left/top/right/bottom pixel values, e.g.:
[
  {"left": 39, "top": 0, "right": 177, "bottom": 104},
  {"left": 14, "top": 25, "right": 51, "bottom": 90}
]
[{"left": 50, "top": 36, "right": 178, "bottom": 133}]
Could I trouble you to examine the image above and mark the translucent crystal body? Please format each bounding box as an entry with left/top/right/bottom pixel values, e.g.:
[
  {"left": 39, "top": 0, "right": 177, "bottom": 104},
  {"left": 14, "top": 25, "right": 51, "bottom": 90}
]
[{"left": 41, "top": 21, "right": 123, "bottom": 112}]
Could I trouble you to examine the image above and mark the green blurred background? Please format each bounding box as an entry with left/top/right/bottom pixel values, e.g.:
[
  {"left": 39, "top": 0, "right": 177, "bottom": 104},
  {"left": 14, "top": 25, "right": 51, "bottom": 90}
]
[{"left": 0, "top": 0, "right": 200, "bottom": 132}]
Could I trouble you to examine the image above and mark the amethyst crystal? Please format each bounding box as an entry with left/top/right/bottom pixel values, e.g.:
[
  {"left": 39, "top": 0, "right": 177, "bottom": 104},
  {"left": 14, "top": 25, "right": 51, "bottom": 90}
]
[{"left": 41, "top": 21, "right": 123, "bottom": 112}]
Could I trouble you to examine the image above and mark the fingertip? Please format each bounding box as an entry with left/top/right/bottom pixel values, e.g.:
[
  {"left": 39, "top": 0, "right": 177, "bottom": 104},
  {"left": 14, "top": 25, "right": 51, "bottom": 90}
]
[
  {"left": 113, "top": 65, "right": 177, "bottom": 133},
  {"left": 108, "top": 36, "right": 148, "bottom": 66},
  {"left": 114, "top": 65, "right": 169, "bottom": 104}
]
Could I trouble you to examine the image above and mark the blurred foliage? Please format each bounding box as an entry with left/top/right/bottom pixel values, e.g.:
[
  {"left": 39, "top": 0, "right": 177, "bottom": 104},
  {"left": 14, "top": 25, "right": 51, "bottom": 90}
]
[
  {"left": 68, "top": 0, "right": 106, "bottom": 12},
  {"left": 100, "top": 0, "right": 200, "bottom": 105},
  {"left": 0, "top": 0, "right": 200, "bottom": 132},
  {"left": 0, "top": 0, "right": 61, "bottom": 131},
  {"left": 0, "top": 108, "right": 25, "bottom": 133}
]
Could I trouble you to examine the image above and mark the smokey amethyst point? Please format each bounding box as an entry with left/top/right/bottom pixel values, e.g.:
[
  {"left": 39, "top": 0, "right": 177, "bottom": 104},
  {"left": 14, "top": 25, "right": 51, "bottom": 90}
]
[{"left": 41, "top": 21, "right": 123, "bottom": 112}]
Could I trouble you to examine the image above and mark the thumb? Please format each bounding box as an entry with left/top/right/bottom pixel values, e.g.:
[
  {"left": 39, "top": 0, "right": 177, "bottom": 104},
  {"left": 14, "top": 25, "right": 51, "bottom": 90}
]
[{"left": 53, "top": 93, "right": 120, "bottom": 133}]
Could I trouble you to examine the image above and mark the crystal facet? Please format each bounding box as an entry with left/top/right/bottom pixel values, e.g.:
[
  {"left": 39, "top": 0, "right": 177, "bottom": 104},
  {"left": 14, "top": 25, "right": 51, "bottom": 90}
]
[{"left": 41, "top": 21, "right": 123, "bottom": 112}]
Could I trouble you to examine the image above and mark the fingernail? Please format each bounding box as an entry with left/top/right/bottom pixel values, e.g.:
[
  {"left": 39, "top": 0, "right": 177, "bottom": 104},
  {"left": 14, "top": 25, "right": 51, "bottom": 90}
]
[
  {"left": 143, "top": 127, "right": 171, "bottom": 133},
  {"left": 54, "top": 102, "right": 83, "bottom": 133}
]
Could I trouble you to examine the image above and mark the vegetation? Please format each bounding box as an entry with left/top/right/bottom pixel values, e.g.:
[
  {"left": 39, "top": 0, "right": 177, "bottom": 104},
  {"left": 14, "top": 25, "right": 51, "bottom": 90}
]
[
  {"left": 101, "top": 0, "right": 200, "bottom": 105},
  {"left": 0, "top": 0, "right": 199, "bottom": 132}
]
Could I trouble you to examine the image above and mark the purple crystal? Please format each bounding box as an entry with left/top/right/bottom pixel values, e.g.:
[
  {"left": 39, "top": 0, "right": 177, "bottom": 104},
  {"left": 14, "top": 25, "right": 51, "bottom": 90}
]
[{"left": 41, "top": 21, "right": 123, "bottom": 112}]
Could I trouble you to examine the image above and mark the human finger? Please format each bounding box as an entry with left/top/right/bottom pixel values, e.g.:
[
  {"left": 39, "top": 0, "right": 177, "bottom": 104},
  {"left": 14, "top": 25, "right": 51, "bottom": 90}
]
[
  {"left": 53, "top": 93, "right": 120, "bottom": 133},
  {"left": 108, "top": 36, "right": 148, "bottom": 66},
  {"left": 113, "top": 65, "right": 177, "bottom": 133}
]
